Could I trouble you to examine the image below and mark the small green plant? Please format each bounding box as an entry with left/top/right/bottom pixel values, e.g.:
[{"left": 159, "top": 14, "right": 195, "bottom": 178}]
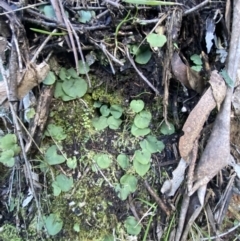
[
  {"left": 44, "top": 145, "right": 66, "bottom": 166},
  {"left": 129, "top": 44, "right": 152, "bottom": 65},
  {"left": 52, "top": 174, "right": 73, "bottom": 196},
  {"left": 115, "top": 174, "right": 138, "bottom": 200},
  {"left": 93, "top": 153, "right": 112, "bottom": 169},
  {"left": 44, "top": 213, "right": 63, "bottom": 236},
  {"left": 124, "top": 216, "right": 142, "bottom": 235},
  {"left": 77, "top": 10, "right": 95, "bottom": 24},
  {"left": 43, "top": 71, "right": 56, "bottom": 85},
  {"left": 92, "top": 102, "right": 123, "bottom": 130},
  {"left": 190, "top": 54, "right": 203, "bottom": 72},
  {"left": 0, "top": 134, "right": 21, "bottom": 167},
  {"left": 147, "top": 33, "right": 167, "bottom": 48},
  {"left": 130, "top": 99, "right": 145, "bottom": 113},
  {"left": 45, "top": 124, "right": 67, "bottom": 141},
  {"left": 160, "top": 121, "right": 175, "bottom": 135},
  {"left": 131, "top": 110, "right": 152, "bottom": 137},
  {"left": 67, "top": 156, "right": 77, "bottom": 169},
  {"left": 220, "top": 69, "right": 234, "bottom": 87},
  {"left": 117, "top": 154, "right": 130, "bottom": 170},
  {"left": 139, "top": 135, "right": 165, "bottom": 153},
  {"left": 54, "top": 66, "right": 88, "bottom": 101},
  {"left": 133, "top": 149, "right": 151, "bottom": 176}
]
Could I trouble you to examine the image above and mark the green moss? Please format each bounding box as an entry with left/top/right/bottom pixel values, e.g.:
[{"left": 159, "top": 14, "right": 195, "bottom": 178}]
[{"left": 91, "top": 87, "right": 124, "bottom": 106}]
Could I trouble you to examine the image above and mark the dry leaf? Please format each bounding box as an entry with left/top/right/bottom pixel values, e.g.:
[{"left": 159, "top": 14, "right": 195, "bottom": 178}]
[
  {"left": 209, "top": 71, "right": 227, "bottom": 110},
  {"left": 0, "top": 61, "right": 49, "bottom": 102},
  {"left": 189, "top": 89, "right": 230, "bottom": 196},
  {"left": 171, "top": 52, "right": 204, "bottom": 93},
  {"left": 179, "top": 71, "right": 226, "bottom": 160},
  {"left": 171, "top": 52, "right": 191, "bottom": 88},
  {"left": 186, "top": 67, "right": 204, "bottom": 93},
  {"left": 18, "top": 62, "right": 50, "bottom": 99}
]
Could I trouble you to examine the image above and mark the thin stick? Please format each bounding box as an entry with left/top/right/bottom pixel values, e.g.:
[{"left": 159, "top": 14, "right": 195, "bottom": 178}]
[
  {"left": 69, "top": 21, "right": 92, "bottom": 87},
  {"left": 125, "top": 47, "right": 160, "bottom": 94},
  {"left": 0, "top": 2, "right": 47, "bottom": 16},
  {"left": 183, "top": 0, "right": 211, "bottom": 16},
  {"left": 31, "top": 29, "right": 57, "bottom": 63},
  {"left": 144, "top": 180, "right": 170, "bottom": 216}
]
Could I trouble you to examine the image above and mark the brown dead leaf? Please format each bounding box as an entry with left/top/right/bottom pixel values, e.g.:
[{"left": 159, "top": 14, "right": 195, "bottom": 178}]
[
  {"left": 171, "top": 52, "right": 204, "bottom": 93},
  {"left": 179, "top": 71, "right": 226, "bottom": 160},
  {"left": 186, "top": 67, "right": 204, "bottom": 94},
  {"left": 189, "top": 89, "right": 230, "bottom": 195},
  {"left": 18, "top": 62, "right": 50, "bottom": 99},
  {"left": 171, "top": 52, "right": 191, "bottom": 88},
  {"left": 0, "top": 61, "right": 49, "bottom": 102},
  {"left": 209, "top": 71, "right": 227, "bottom": 110}
]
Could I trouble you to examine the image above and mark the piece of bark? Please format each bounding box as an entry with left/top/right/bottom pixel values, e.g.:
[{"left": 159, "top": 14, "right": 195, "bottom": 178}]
[{"left": 179, "top": 71, "right": 226, "bottom": 160}]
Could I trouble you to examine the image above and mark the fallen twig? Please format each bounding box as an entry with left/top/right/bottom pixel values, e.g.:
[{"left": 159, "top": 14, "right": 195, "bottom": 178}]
[
  {"left": 144, "top": 180, "right": 171, "bottom": 216},
  {"left": 125, "top": 47, "right": 160, "bottom": 94}
]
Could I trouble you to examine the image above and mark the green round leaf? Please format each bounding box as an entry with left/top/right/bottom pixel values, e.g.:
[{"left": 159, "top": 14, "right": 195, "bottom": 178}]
[
  {"left": 59, "top": 67, "right": 69, "bottom": 81},
  {"left": 190, "top": 54, "right": 202, "bottom": 66},
  {"left": 94, "top": 154, "right": 112, "bottom": 169},
  {"left": 73, "top": 223, "right": 80, "bottom": 232},
  {"left": 120, "top": 174, "right": 138, "bottom": 192},
  {"left": 54, "top": 81, "right": 64, "bottom": 98},
  {"left": 62, "top": 77, "right": 88, "bottom": 98},
  {"left": 67, "top": 157, "right": 77, "bottom": 169},
  {"left": 191, "top": 65, "right": 202, "bottom": 72},
  {"left": 42, "top": 5, "right": 56, "bottom": 19},
  {"left": 115, "top": 184, "right": 131, "bottom": 201},
  {"left": 134, "top": 110, "right": 152, "bottom": 129},
  {"left": 147, "top": 33, "right": 167, "bottom": 48},
  {"left": 124, "top": 216, "right": 142, "bottom": 235},
  {"left": 110, "top": 105, "right": 123, "bottom": 119},
  {"left": 133, "top": 159, "right": 150, "bottom": 177},
  {"left": 78, "top": 60, "right": 90, "bottom": 74},
  {"left": 107, "top": 116, "right": 122, "bottom": 130},
  {"left": 117, "top": 154, "right": 130, "bottom": 170},
  {"left": 160, "top": 122, "right": 175, "bottom": 135},
  {"left": 45, "top": 145, "right": 65, "bottom": 165},
  {"left": 55, "top": 174, "right": 73, "bottom": 192},
  {"left": 0, "top": 149, "right": 15, "bottom": 167},
  {"left": 43, "top": 71, "right": 56, "bottom": 85},
  {"left": 52, "top": 181, "right": 62, "bottom": 196},
  {"left": 92, "top": 116, "right": 108, "bottom": 130},
  {"left": 45, "top": 213, "right": 63, "bottom": 236},
  {"left": 67, "top": 67, "right": 79, "bottom": 78},
  {"left": 140, "top": 135, "right": 165, "bottom": 153},
  {"left": 131, "top": 124, "right": 150, "bottom": 137},
  {"left": 77, "top": 10, "right": 93, "bottom": 23},
  {"left": 45, "top": 124, "right": 67, "bottom": 141},
  {"left": 135, "top": 49, "right": 152, "bottom": 64},
  {"left": 133, "top": 149, "right": 151, "bottom": 165},
  {"left": 0, "top": 134, "right": 18, "bottom": 151},
  {"left": 130, "top": 99, "right": 145, "bottom": 113},
  {"left": 93, "top": 101, "right": 102, "bottom": 108},
  {"left": 100, "top": 105, "right": 110, "bottom": 117}
]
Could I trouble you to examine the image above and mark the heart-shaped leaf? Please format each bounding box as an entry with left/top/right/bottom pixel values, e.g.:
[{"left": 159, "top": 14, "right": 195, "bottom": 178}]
[{"left": 45, "top": 145, "right": 65, "bottom": 165}]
